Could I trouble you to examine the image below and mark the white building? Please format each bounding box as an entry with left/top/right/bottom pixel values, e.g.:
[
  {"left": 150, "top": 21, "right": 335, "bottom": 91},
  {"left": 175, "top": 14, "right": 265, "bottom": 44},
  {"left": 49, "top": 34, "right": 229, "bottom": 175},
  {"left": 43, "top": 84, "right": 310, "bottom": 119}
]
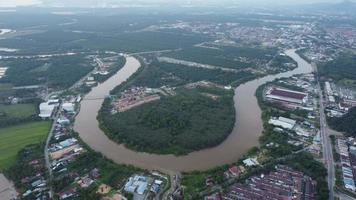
[
  {"left": 62, "top": 102, "right": 75, "bottom": 113},
  {"left": 268, "top": 117, "right": 296, "bottom": 130},
  {"left": 243, "top": 157, "right": 259, "bottom": 167},
  {"left": 39, "top": 99, "right": 59, "bottom": 119},
  {"left": 325, "top": 82, "right": 333, "bottom": 96},
  {"left": 124, "top": 175, "right": 148, "bottom": 195}
]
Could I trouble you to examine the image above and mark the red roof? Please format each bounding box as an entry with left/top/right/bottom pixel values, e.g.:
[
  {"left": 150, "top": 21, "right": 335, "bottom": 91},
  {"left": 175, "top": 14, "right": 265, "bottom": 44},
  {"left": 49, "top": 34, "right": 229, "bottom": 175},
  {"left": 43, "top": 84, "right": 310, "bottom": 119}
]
[
  {"left": 270, "top": 88, "right": 306, "bottom": 100},
  {"left": 229, "top": 166, "right": 240, "bottom": 174}
]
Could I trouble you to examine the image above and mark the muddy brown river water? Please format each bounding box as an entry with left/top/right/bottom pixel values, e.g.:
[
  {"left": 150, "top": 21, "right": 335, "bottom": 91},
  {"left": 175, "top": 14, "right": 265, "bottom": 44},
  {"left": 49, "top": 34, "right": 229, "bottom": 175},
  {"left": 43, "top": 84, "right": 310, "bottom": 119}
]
[{"left": 74, "top": 49, "right": 313, "bottom": 173}]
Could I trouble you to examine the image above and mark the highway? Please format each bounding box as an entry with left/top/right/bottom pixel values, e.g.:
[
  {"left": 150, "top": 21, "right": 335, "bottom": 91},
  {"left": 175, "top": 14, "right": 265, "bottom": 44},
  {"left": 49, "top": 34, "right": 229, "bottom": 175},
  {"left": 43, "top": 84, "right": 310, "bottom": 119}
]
[{"left": 317, "top": 81, "right": 335, "bottom": 200}]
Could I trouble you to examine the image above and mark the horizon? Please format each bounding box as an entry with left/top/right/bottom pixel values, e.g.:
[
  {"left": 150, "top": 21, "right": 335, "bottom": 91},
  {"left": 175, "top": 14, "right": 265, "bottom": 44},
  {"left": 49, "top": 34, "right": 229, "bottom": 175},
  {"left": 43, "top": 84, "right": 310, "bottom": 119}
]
[{"left": 0, "top": 0, "right": 354, "bottom": 8}]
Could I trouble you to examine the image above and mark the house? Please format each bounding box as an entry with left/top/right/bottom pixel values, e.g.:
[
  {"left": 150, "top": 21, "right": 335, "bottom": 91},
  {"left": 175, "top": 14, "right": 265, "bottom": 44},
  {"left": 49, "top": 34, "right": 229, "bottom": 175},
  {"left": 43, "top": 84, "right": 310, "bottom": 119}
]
[
  {"left": 59, "top": 189, "right": 76, "bottom": 200},
  {"left": 77, "top": 176, "right": 94, "bottom": 188},
  {"left": 97, "top": 184, "right": 111, "bottom": 194},
  {"left": 224, "top": 165, "right": 241, "bottom": 178},
  {"left": 90, "top": 168, "right": 100, "bottom": 179},
  {"left": 150, "top": 180, "right": 162, "bottom": 194},
  {"left": 205, "top": 193, "right": 222, "bottom": 200}
]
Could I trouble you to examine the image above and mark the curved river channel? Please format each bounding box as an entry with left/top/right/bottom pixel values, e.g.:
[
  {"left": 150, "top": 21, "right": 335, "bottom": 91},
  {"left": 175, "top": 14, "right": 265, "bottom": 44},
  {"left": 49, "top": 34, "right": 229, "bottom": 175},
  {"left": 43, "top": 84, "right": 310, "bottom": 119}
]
[{"left": 74, "top": 49, "right": 313, "bottom": 173}]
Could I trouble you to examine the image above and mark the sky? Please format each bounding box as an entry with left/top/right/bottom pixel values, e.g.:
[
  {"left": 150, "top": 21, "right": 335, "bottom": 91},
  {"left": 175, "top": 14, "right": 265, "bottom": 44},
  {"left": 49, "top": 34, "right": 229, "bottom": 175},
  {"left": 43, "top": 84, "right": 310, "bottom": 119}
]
[{"left": 0, "top": 0, "right": 350, "bottom": 7}]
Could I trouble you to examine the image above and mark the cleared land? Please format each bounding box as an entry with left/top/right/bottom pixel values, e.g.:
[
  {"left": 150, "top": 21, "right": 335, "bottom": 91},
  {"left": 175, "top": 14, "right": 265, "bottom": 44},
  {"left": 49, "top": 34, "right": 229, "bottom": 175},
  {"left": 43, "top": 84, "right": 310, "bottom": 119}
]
[
  {"left": 0, "top": 103, "right": 36, "bottom": 118},
  {"left": 0, "top": 121, "right": 51, "bottom": 170}
]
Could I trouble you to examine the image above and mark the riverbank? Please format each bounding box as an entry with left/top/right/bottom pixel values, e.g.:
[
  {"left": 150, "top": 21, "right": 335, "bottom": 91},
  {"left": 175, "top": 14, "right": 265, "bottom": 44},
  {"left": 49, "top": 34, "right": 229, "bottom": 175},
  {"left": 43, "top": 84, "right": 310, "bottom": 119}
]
[{"left": 74, "top": 49, "right": 313, "bottom": 173}]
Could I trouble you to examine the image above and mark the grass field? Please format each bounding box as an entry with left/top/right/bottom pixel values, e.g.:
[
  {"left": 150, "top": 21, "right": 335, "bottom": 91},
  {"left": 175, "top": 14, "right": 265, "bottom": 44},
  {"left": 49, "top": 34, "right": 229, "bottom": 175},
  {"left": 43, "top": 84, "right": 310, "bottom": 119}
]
[
  {"left": 0, "top": 103, "right": 36, "bottom": 118},
  {"left": 0, "top": 121, "right": 51, "bottom": 170}
]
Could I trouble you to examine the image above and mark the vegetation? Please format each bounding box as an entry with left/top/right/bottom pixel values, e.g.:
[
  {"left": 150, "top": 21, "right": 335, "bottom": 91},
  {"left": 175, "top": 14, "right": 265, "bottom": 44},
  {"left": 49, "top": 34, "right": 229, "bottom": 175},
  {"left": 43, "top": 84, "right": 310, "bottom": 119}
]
[
  {"left": 330, "top": 135, "right": 341, "bottom": 162},
  {"left": 0, "top": 102, "right": 41, "bottom": 128},
  {"left": 328, "top": 107, "right": 356, "bottom": 135},
  {"left": 78, "top": 31, "right": 208, "bottom": 53},
  {"left": 100, "top": 88, "right": 235, "bottom": 155},
  {"left": 164, "top": 46, "right": 276, "bottom": 69},
  {"left": 181, "top": 80, "right": 327, "bottom": 199},
  {"left": 164, "top": 47, "right": 255, "bottom": 69},
  {"left": 52, "top": 132, "right": 143, "bottom": 199},
  {"left": 0, "top": 103, "right": 36, "bottom": 118},
  {"left": 0, "top": 55, "right": 94, "bottom": 88},
  {"left": 182, "top": 152, "right": 328, "bottom": 200},
  {"left": 116, "top": 59, "right": 256, "bottom": 89},
  {"left": 92, "top": 56, "right": 126, "bottom": 83},
  {"left": 0, "top": 121, "right": 51, "bottom": 169},
  {"left": 4, "top": 144, "right": 47, "bottom": 195},
  {"left": 281, "top": 153, "right": 329, "bottom": 200},
  {"left": 319, "top": 53, "right": 356, "bottom": 86}
]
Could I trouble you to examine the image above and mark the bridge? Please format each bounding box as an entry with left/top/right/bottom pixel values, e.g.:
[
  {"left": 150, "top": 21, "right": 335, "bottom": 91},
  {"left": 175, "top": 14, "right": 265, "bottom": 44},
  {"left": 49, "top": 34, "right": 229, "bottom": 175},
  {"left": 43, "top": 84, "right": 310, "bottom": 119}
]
[{"left": 82, "top": 95, "right": 118, "bottom": 101}]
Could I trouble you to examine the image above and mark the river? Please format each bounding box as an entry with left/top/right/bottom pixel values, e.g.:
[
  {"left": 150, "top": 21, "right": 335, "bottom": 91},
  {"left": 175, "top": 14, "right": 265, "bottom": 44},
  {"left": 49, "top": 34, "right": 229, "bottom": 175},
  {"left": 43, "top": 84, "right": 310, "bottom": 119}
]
[{"left": 74, "top": 49, "right": 313, "bottom": 173}]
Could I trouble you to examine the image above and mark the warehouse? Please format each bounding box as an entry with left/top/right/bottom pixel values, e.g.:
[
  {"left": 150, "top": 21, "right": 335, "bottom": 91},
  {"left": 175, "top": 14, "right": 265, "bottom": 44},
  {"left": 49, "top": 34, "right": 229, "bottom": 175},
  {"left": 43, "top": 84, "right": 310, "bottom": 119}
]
[
  {"left": 38, "top": 99, "right": 59, "bottom": 119},
  {"left": 266, "top": 87, "right": 308, "bottom": 105}
]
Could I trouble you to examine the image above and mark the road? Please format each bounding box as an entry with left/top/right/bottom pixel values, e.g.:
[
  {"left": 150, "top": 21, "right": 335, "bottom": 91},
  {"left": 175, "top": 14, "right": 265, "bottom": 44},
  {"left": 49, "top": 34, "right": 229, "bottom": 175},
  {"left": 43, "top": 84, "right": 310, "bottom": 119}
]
[
  {"left": 317, "top": 81, "right": 335, "bottom": 200},
  {"left": 44, "top": 104, "right": 61, "bottom": 198}
]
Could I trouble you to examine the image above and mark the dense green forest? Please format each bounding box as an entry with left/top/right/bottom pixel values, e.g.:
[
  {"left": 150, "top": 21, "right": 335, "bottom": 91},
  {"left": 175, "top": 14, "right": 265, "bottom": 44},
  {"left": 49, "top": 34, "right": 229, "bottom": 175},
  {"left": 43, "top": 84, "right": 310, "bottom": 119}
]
[
  {"left": 0, "top": 30, "right": 208, "bottom": 54},
  {"left": 0, "top": 55, "right": 94, "bottom": 88},
  {"left": 328, "top": 107, "right": 356, "bottom": 135},
  {"left": 319, "top": 53, "right": 356, "bottom": 83},
  {"left": 120, "top": 60, "right": 256, "bottom": 89},
  {"left": 100, "top": 88, "right": 235, "bottom": 155},
  {"left": 163, "top": 46, "right": 277, "bottom": 69}
]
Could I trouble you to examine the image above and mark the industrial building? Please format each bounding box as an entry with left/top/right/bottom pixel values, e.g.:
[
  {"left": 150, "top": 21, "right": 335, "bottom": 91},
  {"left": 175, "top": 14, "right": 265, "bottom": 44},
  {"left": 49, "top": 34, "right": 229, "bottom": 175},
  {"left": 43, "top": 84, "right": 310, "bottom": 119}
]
[
  {"left": 268, "top": 116, "right": 296, "bottom": 130},
  {"left": 266, "top": 87, "right": 308, "bottom": 105},
  {"left": 39, "top": 99, "right": 59, "bottom": 119},
  {"left": 124, "top": 175, "right": 148, "bottom": 195},
  {"left": 62, "top": 102, "right": 75, "bottom": 113}
]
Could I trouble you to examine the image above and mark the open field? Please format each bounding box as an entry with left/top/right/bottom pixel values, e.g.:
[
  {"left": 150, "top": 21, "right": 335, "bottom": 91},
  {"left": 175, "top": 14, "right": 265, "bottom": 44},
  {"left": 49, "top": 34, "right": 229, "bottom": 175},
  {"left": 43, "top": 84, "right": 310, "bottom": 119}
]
[
  {"left": 0, "top": 121, "right": 51, "bottom": 170},
  {"left": 0, "top": 103, "right": 36, "bottom": 118}
]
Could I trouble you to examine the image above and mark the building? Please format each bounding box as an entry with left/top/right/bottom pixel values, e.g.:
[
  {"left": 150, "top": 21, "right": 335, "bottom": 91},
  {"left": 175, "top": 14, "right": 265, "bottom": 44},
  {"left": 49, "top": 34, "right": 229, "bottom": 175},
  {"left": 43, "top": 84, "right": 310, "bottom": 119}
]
[
  {"left": 57, "top": 117, "right": 70, "bottom": 125},
  {"left": 39, "top": 99, "right": 59, "bottom": 119},
  {"left": 337, "top": 138, "right": 356, "bottom": 191},
  {"left": 266, "top": 87, "right": 308, "bottom": 105},
  {"left": 222, "top": 165, "right": 316, "bottom": 200},
  {"left": 62, "top": 102, "right": 75, "bottom": 113},
  {"left": 243, "top": 158, "right": 259, "bottom": 167},
  {"left": 325, "top": 81, "right": 333, "bottom": 95},
  {"left": 124, "top": 175, "right": 148, "bottom": 195},
  {"left": 268, "top": 116, "right": 296, "bottom": 130}
]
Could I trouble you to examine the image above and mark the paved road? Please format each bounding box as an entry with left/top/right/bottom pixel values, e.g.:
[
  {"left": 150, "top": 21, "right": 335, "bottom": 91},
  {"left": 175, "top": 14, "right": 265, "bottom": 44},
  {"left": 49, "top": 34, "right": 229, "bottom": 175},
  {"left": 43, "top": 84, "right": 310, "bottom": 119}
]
[
  {"left": 44, "top": 104, "right": 61, "bottom": 198},
  {"left": 317, "top": 81, "right": 335, "bottom": 200}
]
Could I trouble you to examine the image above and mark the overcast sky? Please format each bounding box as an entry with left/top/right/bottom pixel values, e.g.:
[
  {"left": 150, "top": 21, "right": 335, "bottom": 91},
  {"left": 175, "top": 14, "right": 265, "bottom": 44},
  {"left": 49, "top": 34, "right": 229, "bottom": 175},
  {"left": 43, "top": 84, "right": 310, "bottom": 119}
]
[{"left": 0, "top": 0, "right": 350, "bottom": 7}]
